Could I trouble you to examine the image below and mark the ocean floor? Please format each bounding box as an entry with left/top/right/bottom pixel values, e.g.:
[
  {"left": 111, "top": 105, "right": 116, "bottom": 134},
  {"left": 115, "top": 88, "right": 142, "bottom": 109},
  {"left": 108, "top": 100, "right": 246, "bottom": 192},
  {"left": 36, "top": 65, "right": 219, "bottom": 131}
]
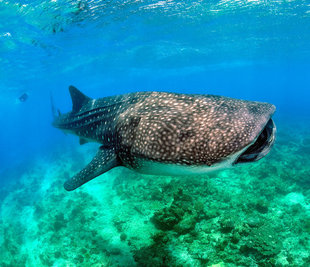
[{"left": 1, "top": 118, "right": 310, "bottom": 266}]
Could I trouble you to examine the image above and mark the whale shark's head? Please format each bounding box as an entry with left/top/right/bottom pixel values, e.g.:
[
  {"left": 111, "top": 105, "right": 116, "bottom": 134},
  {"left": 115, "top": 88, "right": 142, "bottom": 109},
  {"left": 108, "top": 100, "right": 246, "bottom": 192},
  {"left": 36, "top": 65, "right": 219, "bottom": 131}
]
[
  {"left": 234, "top": 117, "right": 276, "bottom": 164},
  {"left": 115, "top": 92, "right": 276, "bottom": 174},
  {"left": 214, "top": 99, "right": 277, "bottom": 165}
]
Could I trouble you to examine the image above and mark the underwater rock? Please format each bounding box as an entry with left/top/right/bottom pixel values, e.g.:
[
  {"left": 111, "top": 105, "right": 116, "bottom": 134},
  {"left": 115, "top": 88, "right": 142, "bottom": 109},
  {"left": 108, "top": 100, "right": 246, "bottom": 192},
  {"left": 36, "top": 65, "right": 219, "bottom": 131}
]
[
  {"left": 52, "top": 212, "right": 67, "bottom": 231},
  {"left": 248, "top": 197, "right": 269, "bottom": 214},
  {"left": 231, "top": 232, "right": 241, "bottom": 244},
  {"left": 219, "top": 217, "right": 235, "bottom": 233},
  {"left": 133, "top": 231, "right": 174, "bottom": 267},
  {"left": 74, "top": 254, "right": 84, "bottom": 263},
  {"left": 240, "top": 224, "right": 281, "bottom": 260},
  {"left": 174, "top": 214, "right": 197, "bottom": 235},
  {"left": 120, "top": 233, "right": 127, "bottom": 241},
  {"left": 151, "top": 188, "right": 201, "bottom": 233},
  {"left": 246, "top": 216, "right": 262, "bottom": 228},
  {"left": 301, "top": 216, "right": 310, "bottom": 233},
  {"left": 235, "top": 222, "right": 251, "bottom": 237},
  {"left": 204, "top": 207, "right": 220, "bottom": 220},
  {"left": 152, "top": 207, "right": 182, "bottom": 231},
  {"left": 109, "top": 247, "right": 122, "bottom": 256}
]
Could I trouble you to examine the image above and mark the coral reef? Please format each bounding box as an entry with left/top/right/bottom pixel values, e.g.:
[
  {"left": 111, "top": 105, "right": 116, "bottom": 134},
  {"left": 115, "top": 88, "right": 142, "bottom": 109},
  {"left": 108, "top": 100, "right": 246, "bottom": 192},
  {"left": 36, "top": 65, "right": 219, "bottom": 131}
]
[{"left": 0, "top": 119, "right": 309, "bottom": 266}]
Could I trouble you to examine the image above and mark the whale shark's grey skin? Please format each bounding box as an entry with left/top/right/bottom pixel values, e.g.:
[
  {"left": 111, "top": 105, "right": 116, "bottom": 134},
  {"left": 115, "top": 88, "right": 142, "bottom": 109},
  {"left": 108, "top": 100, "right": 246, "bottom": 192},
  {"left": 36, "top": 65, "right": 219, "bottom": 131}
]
[{"left": 53, "top": 86, "right": 276, "bottom": 191}]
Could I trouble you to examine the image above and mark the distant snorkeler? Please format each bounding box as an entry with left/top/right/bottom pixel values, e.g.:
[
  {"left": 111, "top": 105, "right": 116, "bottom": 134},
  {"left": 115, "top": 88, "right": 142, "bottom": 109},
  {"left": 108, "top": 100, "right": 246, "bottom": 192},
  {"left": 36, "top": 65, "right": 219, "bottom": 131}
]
[
  {"left": 53, "top": 86, "right": 276, "bottom": 191},
  {"left": 18, "top": 92, "right": 29, "bottom": 103}
]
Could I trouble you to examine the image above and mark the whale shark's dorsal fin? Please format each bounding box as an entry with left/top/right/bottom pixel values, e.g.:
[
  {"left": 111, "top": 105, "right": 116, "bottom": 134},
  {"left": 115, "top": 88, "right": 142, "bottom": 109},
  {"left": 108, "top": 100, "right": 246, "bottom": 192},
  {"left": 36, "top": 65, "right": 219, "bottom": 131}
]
[
  {"left": 69, "top": 85, "right": 91, "bottom": 113},
  {"left": 64, "top": 146, "right": 120, "bottom": 191}
]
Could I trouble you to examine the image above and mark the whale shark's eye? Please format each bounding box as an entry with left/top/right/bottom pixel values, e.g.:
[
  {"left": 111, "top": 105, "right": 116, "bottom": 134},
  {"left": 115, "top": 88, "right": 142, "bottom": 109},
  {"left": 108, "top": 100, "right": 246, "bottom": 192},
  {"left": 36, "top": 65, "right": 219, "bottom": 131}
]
[{"left": 235, "top": 119, "right": 276, "bottom": 164}]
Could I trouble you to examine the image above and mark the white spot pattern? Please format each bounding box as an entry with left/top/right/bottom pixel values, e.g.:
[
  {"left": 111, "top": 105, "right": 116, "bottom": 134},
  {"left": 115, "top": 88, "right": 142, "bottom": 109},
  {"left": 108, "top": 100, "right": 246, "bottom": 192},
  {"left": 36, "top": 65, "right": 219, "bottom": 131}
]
[{"left": 54, "top": 91, "right": 275, "bottom": 171}]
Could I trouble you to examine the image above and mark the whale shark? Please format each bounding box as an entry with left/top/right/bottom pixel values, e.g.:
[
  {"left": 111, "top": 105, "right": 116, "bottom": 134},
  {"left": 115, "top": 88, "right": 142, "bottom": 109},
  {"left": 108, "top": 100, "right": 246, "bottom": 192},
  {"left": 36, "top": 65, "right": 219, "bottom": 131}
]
[{"left": 53, "top": 86, "right": 276, "bottom": 191}]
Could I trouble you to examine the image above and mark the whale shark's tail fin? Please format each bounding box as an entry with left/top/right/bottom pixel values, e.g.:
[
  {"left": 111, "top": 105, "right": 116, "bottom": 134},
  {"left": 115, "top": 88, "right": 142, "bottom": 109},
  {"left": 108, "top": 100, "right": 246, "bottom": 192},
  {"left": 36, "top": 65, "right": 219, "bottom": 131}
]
[{"left": 64, "top": 146, "right": 120, "bottom": 191}]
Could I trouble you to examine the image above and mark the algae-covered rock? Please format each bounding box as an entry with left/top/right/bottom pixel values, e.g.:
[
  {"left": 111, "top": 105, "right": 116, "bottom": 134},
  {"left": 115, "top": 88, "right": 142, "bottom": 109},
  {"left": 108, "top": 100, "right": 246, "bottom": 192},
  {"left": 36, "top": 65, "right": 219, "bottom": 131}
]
[
  {"left": 246, "top": 216, "right": 262, "bottom": 228},
  {"left": 151, "top": 206, "right": 183, "bottom": 230},
  {"left": 220, "top": 217, "right": 235, "bottom": 233},
  {"left": 174, "top": 213, "right": 197, "bottom": 234},
  {"left": 248, "top": 197, "right": 269, "bottom": 214},
  {"left": 301, "top": 216, "right": 310, "bottom": 233},
  {"left": 151, "top": 187, "right": 202, "bottom": 234},
  {"left": 231, "top": 232, "right": 241, "bottom": 244},
  {"left": 204, "top": 207, "right": 220, "bottom": 220},
  {"left": 120, "top": 233, "right": 127, "bottom": 241},
  {"left": 133, "top": 231, "right": 175, "bottom": 267},
  {"left": 240, "top": 224, "right": 281, "bottom": 260}
]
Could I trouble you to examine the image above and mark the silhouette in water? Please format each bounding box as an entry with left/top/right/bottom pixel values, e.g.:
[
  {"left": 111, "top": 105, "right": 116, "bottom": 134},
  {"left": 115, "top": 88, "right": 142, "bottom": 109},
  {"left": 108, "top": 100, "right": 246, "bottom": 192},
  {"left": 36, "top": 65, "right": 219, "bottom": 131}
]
[{"left": 18, "top": 93, "right": 28, "bottom": 102}]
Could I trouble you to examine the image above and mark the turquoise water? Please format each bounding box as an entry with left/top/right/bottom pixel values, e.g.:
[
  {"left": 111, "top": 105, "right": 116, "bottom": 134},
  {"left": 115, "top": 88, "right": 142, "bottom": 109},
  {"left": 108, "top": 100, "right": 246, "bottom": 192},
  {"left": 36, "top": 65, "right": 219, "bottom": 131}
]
[{"left": 0, "top": 1, "right": 310, "bottom": 266}]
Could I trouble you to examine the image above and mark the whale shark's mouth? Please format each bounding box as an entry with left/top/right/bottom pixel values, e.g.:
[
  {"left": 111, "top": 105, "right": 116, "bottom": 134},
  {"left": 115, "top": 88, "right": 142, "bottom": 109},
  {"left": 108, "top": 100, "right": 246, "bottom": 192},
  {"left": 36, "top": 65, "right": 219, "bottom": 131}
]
[{"left": 235, "top": 118, "right": 276, "bottom": 164}]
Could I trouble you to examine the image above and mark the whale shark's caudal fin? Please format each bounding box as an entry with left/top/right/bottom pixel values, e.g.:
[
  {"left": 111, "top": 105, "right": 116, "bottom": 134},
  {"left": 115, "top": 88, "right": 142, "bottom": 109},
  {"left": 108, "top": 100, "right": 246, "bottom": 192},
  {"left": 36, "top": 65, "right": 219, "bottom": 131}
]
[
  {"left": 64, "top": 147, "right": 120, "bottom": 191},
  {"left": 69, "top": 85, "right": 92, "bottom": 113}
]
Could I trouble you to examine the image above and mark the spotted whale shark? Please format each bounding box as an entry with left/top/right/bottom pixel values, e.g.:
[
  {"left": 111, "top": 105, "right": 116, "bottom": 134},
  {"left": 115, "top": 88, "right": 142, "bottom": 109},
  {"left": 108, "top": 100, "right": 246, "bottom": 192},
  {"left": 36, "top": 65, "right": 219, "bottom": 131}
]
[{"left": 53, "top": 86, "right": 276, "bottom": 191}]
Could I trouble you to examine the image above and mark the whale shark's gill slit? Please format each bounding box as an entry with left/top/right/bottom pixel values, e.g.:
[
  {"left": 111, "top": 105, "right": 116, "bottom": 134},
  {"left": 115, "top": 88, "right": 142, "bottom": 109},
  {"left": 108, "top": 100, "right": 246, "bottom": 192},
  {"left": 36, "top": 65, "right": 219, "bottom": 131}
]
[
  {"left": 76, "top": 104, "right": 122, "bottom": 117},
  {"left": 66, "top": 107, "right": 121, "bottom": 130}
]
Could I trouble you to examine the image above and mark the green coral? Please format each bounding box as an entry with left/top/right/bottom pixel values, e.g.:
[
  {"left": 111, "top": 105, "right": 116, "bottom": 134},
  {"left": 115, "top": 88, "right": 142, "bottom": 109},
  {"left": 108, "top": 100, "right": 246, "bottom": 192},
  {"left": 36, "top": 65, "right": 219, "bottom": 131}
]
[
  {"left": 133, "top": 231, "right": 175, "bottom": 267},
  {"left": 240, "top": 224, "right": 281, "bottom": 260},
  {"left": 151, "top": 188, "right": 203, "bottom": 234},
  {"left": 1, "top": 120, "right": 310, "bottom": 266}
]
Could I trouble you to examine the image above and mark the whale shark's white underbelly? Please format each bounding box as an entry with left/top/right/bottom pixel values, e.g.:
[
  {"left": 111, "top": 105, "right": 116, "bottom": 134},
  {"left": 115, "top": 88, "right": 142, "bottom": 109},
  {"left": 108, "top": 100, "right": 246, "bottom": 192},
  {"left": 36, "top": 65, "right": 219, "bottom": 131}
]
[{"left": 132, "top": 145, "right": 249, "bottom": 176}]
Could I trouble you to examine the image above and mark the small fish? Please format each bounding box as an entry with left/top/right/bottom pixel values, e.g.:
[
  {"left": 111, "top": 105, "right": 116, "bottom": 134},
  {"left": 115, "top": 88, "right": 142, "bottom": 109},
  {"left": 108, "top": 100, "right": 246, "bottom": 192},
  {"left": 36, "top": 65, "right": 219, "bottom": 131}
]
[
  {"left": 18, "top": 93, "right": 28, "bottom": 102},
  {"left": 53, "top": 86, "right": 276, "bottom": 191}
]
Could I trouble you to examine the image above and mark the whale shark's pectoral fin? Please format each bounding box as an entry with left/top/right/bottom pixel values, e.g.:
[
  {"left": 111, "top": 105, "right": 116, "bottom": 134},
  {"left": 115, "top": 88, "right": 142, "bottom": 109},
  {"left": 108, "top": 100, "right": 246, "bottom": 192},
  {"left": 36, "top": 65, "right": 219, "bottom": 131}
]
[{"left": 64, "top": 147, "right": 120, "bottom": 191}]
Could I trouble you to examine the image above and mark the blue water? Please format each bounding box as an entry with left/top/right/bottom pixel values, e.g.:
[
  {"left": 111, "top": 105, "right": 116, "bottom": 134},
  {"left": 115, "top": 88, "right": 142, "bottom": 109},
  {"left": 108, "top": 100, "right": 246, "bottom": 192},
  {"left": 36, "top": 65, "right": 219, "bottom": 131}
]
[
  {"left": 0, "top": 1, "right": 310, "bottom": 266},
  {"left": 1, "top": 1, "right": 309, "bottom": 170}
]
